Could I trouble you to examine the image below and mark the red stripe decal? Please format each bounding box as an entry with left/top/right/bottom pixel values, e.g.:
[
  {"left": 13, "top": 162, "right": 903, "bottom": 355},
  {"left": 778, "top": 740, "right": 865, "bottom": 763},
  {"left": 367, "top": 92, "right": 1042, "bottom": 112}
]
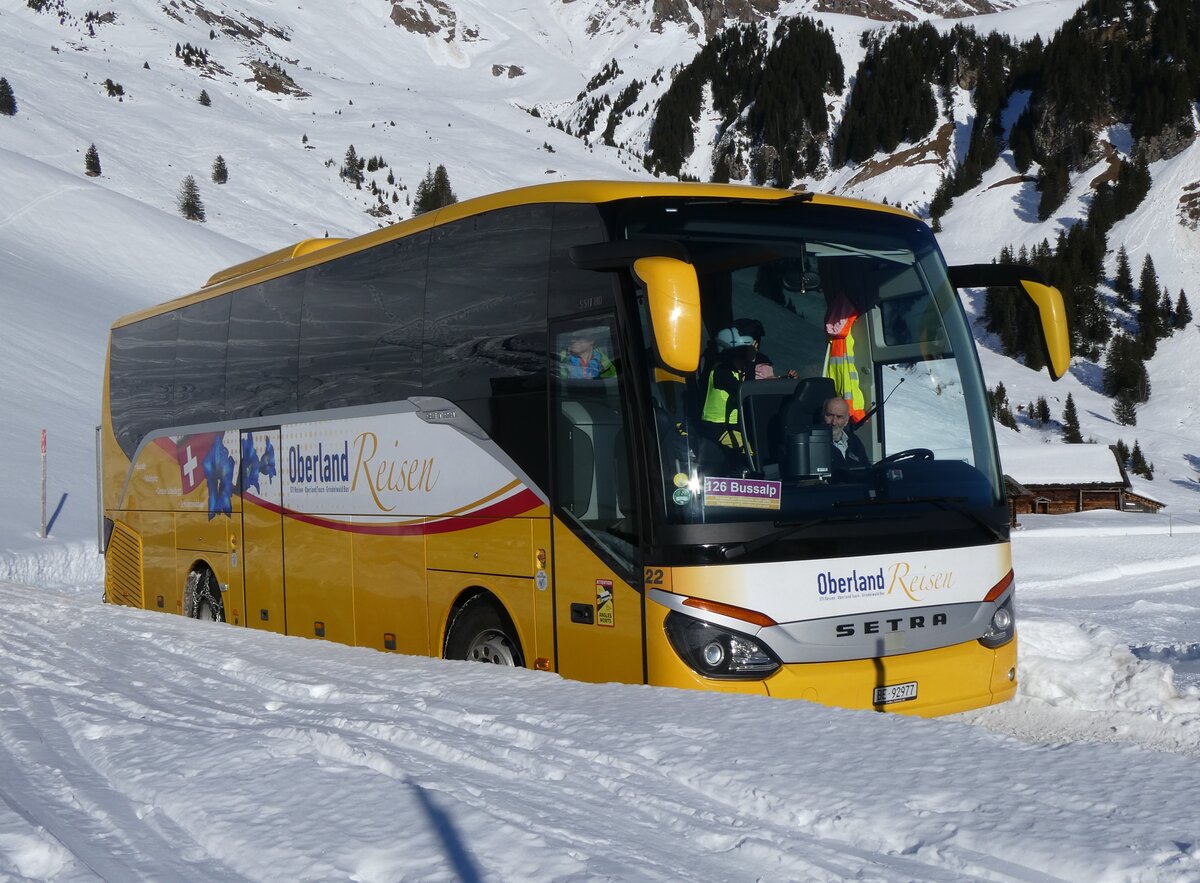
[{"left": 244, "top": 487, "right": 544, "bottom": 536}]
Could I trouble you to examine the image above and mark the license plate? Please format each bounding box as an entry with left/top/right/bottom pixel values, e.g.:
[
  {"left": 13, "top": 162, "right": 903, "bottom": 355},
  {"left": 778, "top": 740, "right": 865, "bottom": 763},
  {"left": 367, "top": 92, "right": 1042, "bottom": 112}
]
[{"left": 873, "top": 681, "right": 918, "bottom": 705}]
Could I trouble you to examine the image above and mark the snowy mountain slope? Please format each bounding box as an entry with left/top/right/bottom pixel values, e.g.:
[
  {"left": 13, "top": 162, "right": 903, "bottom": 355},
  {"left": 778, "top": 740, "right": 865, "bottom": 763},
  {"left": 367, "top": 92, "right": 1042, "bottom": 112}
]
[
  {"left": 3, "top": 7, "right": 1200, "bottom": 876},
  {"left": 1, "top": 0, "right": 1198, "bottom": 553}
]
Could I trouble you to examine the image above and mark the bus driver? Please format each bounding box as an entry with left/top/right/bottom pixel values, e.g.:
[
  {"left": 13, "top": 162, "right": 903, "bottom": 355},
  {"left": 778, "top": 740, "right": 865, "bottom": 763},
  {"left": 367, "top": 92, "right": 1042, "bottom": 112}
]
[{"left": 823, "top": 396, "right": 868, "bottom": 468}]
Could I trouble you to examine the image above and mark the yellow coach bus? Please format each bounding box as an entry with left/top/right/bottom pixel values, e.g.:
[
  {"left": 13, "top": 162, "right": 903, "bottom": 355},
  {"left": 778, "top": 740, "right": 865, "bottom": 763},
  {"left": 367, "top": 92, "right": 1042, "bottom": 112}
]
[{"left": 99, "top": 180, "right": 1068, "bottom": 716}]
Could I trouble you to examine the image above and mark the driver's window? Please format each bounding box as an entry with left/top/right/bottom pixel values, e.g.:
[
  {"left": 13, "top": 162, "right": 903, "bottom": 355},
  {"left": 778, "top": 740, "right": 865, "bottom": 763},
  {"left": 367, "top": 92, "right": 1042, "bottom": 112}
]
[
  {"left": 552, "top": 319, "right": 636, "bottom": 571},
  {"left": 879, "top": 359, "right": 974, "bottom": 462}
]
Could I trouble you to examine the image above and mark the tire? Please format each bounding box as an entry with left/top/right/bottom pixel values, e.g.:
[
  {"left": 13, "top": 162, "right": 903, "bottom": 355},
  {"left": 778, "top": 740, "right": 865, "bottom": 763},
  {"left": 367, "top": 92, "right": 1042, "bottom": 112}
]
[
  {"left": 444, "top": 596, "right": 524, "bottom": 667},
  {"left": 184, "top": 567, "right": 225, "bottom": 623}
]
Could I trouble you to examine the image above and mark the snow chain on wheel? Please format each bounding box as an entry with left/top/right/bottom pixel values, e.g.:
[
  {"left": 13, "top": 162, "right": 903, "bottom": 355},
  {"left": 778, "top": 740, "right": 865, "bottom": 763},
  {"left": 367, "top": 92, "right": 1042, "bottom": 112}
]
[{"left": 184, "top": 567, "right": 225, "bottom": 623}]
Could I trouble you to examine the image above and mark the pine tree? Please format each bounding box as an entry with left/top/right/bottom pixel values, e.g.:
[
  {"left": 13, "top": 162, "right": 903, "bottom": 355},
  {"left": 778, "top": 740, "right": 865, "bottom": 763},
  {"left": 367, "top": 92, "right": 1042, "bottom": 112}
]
[
  {"left": 413, "top": 164, "right": 457, "bottom": 215},
  {"left": 341, "top": 145, "right": 364, "bottom": 187},
  {"left": 1036, "top": 396, "right": 1051, "bottom": 425},
  {"left": 1158, "top": 285, "right": 1175, "bottom": 337},
  {"left": 198, "top": 89, "right": 211, "bottom": 106},
  {"left": 1103, "top": 334, "right": 1151, "bottom": 402},
  {"left": 1137, "top": 254, "right": 1160, "bottom": 306},
  {"left": 1113, "top": 391, "right": 1137, "bottom": 426},
  {"left": 988, "top": 383, "right": 1018, "bottom": 430},
  {"left": 1061, "top": 393, "right": 1083, "bottom": 443},
  {"left": 0, "top": 77, "right": 16, "bottom": 116},
  {"left": 1036, "top": 152, "right": 1071, "bottom": 222},
  {"left": 177, "top": 175, "right": 206, "bottom": 222},
  {"left": 1115, "top": 438, "right": 1129, "bottom": 465},
  {"left": 1113, "top": 246, "right": 1133, "bottom": 309},
  {"left": 211, "top": 154, "right": 228, "bottom": 185},
  {"left": 84, "top": 143, "right": 101, "bottom": 177},
  {"left": 1129, "top": 440, "right": 1149, "bottom": 478},
  {"left": 1175, "top": 290, "right": 1193, "bottom": 329},
  {"left": 1137, "top": 254, "right": 1162, "bottom": 357}
]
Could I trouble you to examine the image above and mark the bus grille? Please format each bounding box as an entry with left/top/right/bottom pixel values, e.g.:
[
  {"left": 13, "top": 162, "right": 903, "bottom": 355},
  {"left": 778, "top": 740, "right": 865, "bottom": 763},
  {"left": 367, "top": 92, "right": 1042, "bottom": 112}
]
[{"left": 105, "top": 522, "right": 144, "bottom": 608}]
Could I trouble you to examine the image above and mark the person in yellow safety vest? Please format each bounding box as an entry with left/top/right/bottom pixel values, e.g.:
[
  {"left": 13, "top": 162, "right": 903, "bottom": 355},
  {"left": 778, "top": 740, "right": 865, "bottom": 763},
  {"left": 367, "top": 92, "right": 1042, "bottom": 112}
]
[
  {"left": 823, "top": 291, "right": 866, "bottom": 422},
  {"left": 700, "top": 325, "right": 758, "bottom": 452}
]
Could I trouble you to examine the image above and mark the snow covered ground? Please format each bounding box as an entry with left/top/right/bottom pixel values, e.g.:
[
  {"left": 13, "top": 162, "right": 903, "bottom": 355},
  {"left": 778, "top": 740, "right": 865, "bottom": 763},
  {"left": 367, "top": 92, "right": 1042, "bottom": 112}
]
[{"left": 1, "top": 512, "right": 1199, "bottom": 881}]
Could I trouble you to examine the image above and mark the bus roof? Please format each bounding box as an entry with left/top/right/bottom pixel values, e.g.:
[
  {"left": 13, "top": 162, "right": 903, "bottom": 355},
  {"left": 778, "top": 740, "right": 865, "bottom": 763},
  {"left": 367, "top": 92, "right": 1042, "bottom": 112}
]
[{"left": 112, "top": 180, "right": 918, "bottom": 329}]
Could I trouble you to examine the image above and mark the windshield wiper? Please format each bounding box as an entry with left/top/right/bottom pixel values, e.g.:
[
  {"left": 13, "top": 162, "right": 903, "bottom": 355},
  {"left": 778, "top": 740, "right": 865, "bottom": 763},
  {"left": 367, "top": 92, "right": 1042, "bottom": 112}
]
[
  {"left": 720, "top": 494, "right": 1005, "bottom": 563},
  {"left": 834, "top": 495, "right": 1005, "bottom": 542},
  {"left": 718, "top": 513, "right": 877, "bottom": 561}
]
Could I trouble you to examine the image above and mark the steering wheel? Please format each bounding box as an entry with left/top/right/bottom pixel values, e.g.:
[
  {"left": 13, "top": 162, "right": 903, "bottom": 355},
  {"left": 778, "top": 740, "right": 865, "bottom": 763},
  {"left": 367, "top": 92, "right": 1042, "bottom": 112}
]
[{"left": 878, "top": 448, "right": 934, "bottom": 466}]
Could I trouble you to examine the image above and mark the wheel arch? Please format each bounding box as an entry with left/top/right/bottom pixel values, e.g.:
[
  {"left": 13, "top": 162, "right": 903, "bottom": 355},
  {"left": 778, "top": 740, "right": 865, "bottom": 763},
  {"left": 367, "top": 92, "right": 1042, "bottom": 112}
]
[{"left": 442, "top": 586, "right": 526, "bottom": 664}]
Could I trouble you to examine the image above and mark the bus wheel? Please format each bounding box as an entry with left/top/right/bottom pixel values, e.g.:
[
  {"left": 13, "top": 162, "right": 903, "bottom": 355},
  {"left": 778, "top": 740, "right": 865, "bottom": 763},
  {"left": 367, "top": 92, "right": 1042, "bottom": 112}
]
[
  {"left": 184, "top": 567, "right": 225, "bottom": 623},
  {"left": 445, "top": 596, "right": 524, "bottom": 667}
]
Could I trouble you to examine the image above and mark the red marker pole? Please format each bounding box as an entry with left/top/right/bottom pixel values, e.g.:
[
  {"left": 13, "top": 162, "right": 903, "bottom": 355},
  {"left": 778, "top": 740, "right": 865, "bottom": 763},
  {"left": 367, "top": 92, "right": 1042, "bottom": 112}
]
[{"left": 40, "top": 429, "right": 47, "bottom": 539}]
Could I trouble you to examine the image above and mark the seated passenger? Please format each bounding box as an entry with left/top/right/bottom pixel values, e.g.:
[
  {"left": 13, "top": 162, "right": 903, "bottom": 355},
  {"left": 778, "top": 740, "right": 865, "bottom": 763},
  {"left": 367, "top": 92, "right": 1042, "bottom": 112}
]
[
  {"left": 559, "top": 333, "right": 615, "bottom": 379},
  {"left": 823, "top": 396, "right": 869, "bottom": 468}
]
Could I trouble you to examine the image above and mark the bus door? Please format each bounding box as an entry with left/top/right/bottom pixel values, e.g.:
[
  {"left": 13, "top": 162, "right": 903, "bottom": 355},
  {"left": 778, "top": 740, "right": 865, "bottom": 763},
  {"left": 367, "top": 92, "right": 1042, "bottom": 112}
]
[
  {"left": 550, "top": 319, "right": 645, "bottom": 684},
  {"left": 239, "top": 427, "right": 287, "bottom": 634}
]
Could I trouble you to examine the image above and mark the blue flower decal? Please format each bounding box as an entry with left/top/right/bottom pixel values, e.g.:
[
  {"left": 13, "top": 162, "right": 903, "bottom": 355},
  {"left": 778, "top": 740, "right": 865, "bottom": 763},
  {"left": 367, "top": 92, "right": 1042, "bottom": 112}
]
[
  {"left": 204, "top": 436, "right": 235, "bottom": 520},
  {"left": 241, "top": 433, "right": 261, "bottom": 493},
  {"left": 260, "top": 437, "right": 278, "bottom": 484}
]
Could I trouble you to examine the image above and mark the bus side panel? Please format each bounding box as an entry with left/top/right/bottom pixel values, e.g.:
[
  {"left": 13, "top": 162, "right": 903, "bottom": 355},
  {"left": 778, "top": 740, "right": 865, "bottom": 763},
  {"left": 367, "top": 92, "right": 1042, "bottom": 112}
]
[
  {"left": 352, "top": 531, "right": 430, "bottom": 656},
  {"left": 175, "top": 510, "right": 234, "bottom": 622},
  {"left": 426, "top": 517, "right": 537, "bottom": 578},
  {"left": 427, "top": 517, "right": 547, "bottom": 663},
  {"left": 427, "top": 571, "right": 542, "bottom": 664},
  {"left": 283, "top": 516, "right": 354, "bottom": 644},
  {"left": 220, "top": 518, "right": 246, "bottom": 627},
  {"left": 531, "top": 518, "right": 555, "bottom": 671},
  {"left": 551, "top": 520, "right": 644, "bottom": 687},
  {"left": 241, "top": 499, "right": 285, "bottom": 634},
  {"left": 112, "top": 511, "right": 177, "bottom": 614},
  {"left": 175, "top": 511, "right": 229, "bottom": 554}
]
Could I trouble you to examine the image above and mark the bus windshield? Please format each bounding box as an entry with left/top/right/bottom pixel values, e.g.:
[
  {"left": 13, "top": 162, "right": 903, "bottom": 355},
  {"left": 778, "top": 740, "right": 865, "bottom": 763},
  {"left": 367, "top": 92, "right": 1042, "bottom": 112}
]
[{"left": 621, "top": 199, "right": 1002, "bottom": 529}]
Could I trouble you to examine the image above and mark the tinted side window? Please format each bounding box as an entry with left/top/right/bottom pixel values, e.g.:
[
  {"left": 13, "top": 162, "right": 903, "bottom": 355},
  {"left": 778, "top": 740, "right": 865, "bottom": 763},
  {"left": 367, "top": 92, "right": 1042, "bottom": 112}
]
[
  {"left": 549, "top": 204, "right": 615, "bottom": 318},
  {"left": 175, "top": 295, "right": 230, "bottom": 427},
  {"left": 424, "top": 205, "right": 552, "bottom": 492},
  {"left": 226, "top": 274, "right": 304, "bottom": 420},
  {"left": 423, "top": 204, "right": 551, "bottom": 399},
  {"left": 299, "top": 235, "right": 427, "bottom": 412},
  {"left": 109, "top": 311, "right": 178, "bottom": 458}
]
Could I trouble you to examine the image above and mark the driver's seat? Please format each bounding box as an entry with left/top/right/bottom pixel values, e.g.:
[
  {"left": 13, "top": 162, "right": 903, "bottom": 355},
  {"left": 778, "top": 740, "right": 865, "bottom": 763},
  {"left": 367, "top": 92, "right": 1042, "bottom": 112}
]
[{"left": 778, "top": 377, "right": 835, "bottom": 478}]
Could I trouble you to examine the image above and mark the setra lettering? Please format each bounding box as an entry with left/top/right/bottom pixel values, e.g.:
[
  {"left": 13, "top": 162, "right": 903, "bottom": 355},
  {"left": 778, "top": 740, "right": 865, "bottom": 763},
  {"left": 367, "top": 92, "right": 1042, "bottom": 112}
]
[{"left": 835, "top": 612, "right": 948, "bottom": 638}]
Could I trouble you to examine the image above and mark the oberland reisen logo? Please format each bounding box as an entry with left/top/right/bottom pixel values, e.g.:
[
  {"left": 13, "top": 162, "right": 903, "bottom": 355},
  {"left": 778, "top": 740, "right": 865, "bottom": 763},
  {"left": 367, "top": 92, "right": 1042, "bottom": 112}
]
[{"left": 817, "top": 561, "right": 955, "bottom": 603}]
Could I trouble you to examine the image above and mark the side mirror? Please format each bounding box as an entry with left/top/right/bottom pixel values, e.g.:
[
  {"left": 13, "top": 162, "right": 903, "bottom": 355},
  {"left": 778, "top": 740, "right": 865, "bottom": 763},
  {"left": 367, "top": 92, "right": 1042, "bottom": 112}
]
[
  {"left": 948, "top": 263, "right": 1070, "bottom": 381},
  {"left": 633, "top": 256, "right": 701, "bottom": 374}
]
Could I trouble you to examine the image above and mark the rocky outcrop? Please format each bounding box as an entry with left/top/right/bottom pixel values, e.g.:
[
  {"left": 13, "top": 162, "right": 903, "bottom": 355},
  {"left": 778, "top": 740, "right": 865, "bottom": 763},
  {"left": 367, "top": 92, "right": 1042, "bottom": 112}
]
[{"left": 389, "top": 0, "right": 456, "bottom": 38}]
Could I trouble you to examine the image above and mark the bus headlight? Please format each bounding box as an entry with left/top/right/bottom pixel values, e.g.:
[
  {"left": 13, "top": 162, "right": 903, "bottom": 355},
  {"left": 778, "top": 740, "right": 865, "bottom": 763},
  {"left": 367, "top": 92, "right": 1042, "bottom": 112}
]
[
  {"left": 978, "top": 597, "right": 1015, "bottom": 649},
  {"left": 664, "top": 611, "right": 781, "bottom": 679}
]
